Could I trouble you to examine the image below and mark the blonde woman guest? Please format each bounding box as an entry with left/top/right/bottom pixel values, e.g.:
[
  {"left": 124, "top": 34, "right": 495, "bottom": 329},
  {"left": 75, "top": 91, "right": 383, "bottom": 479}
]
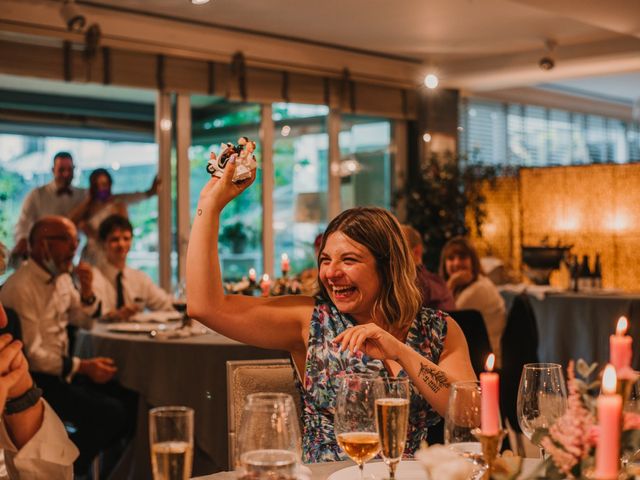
[
  {"left": 186, "top": 157, "right": 475, "bottom": 463},
  {"left": 439, "top": 236, "right": 506, "bottom": 367}
]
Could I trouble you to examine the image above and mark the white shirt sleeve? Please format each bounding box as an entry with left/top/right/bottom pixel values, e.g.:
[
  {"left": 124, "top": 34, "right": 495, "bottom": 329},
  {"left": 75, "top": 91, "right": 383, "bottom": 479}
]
[
  {"left": 0, "top": 400, "right": 78, "bottom": 480},
  {"left": 139, "top": 271, "right": 174, "bottom": 312},
  {"left": 13, "top": 189, "right": 39, "bottom": 243}
]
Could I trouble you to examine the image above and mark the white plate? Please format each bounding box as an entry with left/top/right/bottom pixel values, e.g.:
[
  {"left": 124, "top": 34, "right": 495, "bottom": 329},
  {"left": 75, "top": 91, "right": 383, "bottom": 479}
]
[
  {"left": 129, "top": 311, "right": 183, "bottom": 323},
  {"left": 107, "top": 322, "right": 172, "bottom": 333},
  {"left": 328, "top": 461, "right": 424, "bottom": 480}
]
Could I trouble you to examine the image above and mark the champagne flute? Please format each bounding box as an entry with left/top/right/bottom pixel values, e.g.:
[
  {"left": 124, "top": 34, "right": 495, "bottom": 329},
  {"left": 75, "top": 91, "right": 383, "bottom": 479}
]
[
  {"left": 149, "top": 406, "right": 194, "bottom": 480},
  {"left": 236, "top": 393, "right": 301, "bottom": 480},
  {"left": 374, "top": 377, "right": 410, "bottom": 480},
  {"left": 517, "top": 363, "right": 567, "bottom": 457},
  {"left": 334, "top": 374, "right": 380, "bottom": 480}
]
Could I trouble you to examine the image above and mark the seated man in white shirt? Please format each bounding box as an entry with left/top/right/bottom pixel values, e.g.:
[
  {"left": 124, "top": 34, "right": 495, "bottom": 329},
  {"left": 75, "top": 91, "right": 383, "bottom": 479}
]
[
  {"left": 94, "top": 214, "right": 174, "bottom": 321},
  {"left": 0, "top": 216, "right": 136, "bottom": 477}
]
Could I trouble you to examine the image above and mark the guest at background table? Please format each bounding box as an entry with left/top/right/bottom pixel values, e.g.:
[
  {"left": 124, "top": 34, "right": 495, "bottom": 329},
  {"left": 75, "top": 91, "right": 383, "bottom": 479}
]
[
  {"left": 439, "top": 236, "right": 506, "bottom": 367},
  {"left": 186, "top": 158, "right": 476, "bottom": 463},
  {"left": 69, "top": 168, "right": 159, "bottom": 264},
  {"left": 93, "top": 214, "right": 174, "bottom": 321},
  {"left": 0, "top": 216, "right": 136, "bottom": 477},
  {"left": 10, "top": 152, "right": 86, "bottom": 267},
  {"left": 400, "top": 224, "right": 455, "bottom": 311}
]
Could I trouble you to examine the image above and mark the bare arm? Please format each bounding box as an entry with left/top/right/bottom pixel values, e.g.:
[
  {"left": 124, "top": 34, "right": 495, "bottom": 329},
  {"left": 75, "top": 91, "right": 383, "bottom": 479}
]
[
  {"left": 186, "top": 158, "right": 312, "bottom": 353},
  {"left": 334, "top": 316, "right": 476, "bottom": 416}
]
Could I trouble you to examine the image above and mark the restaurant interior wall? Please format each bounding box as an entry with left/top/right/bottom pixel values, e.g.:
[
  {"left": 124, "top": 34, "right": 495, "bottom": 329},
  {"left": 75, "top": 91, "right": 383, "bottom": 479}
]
[{"left": 472, "top": 164, "right": 640, "bottom": 292}]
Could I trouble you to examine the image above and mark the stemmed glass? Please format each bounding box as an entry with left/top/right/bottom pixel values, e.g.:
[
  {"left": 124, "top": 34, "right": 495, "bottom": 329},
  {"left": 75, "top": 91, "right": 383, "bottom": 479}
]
[
  {"left": 374, "top": 377, "right": 410, "bottom": 480},
  {"left": 236, "top": 393, "right": 301, "bottom": 480},
  {"left": 517, "top": 363, "right": 568, "bottom": 457},
  {"left": 334, "top": 374, "right": 380, "bottom": 480}
]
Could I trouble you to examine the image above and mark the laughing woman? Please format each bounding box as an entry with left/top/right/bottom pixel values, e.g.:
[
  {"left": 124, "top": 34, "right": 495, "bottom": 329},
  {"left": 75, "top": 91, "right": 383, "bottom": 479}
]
[{"left": 186, "top": 158, "right": 475, "bottom": 463}]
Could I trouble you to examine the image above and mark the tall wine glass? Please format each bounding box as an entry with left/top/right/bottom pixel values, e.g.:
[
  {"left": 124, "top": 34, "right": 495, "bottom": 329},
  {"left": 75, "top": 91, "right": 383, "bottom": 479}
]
[
  {"left": 149, "top": 406, "right": 194, "bottom": 480},
  {"left": 334, "top": 374, "right": 380, "bottom": 480},
  {"left": 236, "top": 393, "right": 301, "bottom": 480},
  {"left": 517, "top": 363, "right": 567, "bottom": 457},
  {"left": 374, "top": 377, "right": 410, "bottom": 480}
]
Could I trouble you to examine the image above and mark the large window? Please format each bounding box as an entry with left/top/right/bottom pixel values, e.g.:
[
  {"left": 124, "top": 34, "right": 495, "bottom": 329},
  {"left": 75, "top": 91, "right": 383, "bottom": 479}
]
[
  {"left": 272, "top": 103, "right": 329, "bottom": 274},
  {"left": 0, "top": 134, "right": 158, "bottom": 280},
  {"left": 190, "top": 101, "right": 262, "bottom": 281},
  {"left": 460, "top": 98, "right": 640, "bottom": 166},
  {"left": 339, "top": 116, "right": 394, "bottom": 210}
]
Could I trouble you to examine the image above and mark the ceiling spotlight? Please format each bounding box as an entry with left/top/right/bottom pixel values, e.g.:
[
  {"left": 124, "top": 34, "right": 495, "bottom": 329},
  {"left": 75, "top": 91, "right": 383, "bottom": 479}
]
[
  {"left": 424, "top": 73, "right": 439, "bottom": 89},
  {"left": 539, "top": 39, "right": 557, "bottom": 71},
  {"left": 191, "top": 0, "right": 210, "bottom": 4},
  {"left": 60, "top": 0, "right": 86, "bottom": 32}
]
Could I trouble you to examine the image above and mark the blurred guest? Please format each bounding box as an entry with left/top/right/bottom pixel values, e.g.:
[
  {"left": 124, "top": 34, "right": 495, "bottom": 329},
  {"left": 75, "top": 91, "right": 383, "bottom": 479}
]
[
  {"left": 93, "top": 214, "right": 174, "bottom": 321},
  {"left": 400, "top": 225, "right": 455, "bottom": 311},
  {"left": 69, "top": 168, "right": 159, "bottom": 264},
  {"left": 439, "top": 236, "right": 506, "bottom": 366},
  {"left": 10, "top": 152, "right": 86, "bottom": 265},
  {"left": 0, "top": 216, "right": 135, "bottom": 476}
]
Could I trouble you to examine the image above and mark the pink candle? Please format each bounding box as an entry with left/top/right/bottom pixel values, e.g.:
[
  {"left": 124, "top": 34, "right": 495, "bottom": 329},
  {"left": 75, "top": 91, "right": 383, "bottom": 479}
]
[
  {"left": 480, "top": 353, "right": 500, "bottom": 435},
  {"left": 248, "top": 268, "right": 256, "bottom": 283},
  {"left": 610, "top": 316, "right": 632, "bottom": 373},
  {"left": 595, "top": 364, "right": 622, "bottom": 479},
  {"left": 260, "top": 274, "right": 271, "bottom": 297},
  {"left": 281, "top": 253, "right": 290, "bottom": 274}
]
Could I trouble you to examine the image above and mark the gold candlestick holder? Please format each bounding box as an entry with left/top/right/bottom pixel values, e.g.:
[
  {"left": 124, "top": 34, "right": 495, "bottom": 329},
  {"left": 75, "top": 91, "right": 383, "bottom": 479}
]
[{"left": 472, "top": 428, "right": 506, "bottom": 480}]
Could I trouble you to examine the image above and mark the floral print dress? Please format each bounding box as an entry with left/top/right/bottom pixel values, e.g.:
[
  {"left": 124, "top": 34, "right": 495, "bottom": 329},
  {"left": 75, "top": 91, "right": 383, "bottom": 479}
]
[{"left": 294, "top": 297, "right": 448, "bottom": 463}]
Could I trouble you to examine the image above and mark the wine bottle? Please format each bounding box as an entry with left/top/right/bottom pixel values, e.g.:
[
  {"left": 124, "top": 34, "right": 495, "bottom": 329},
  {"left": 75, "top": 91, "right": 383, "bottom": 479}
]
[
  {"left": 569, "top": 255, "right": 579, "bottom": 292},
  {"left": 592, "top": 253, "right": 602, "bottom": 289},
  {"left": 578, "top": 255, "right": 591, "bottom": 291}
]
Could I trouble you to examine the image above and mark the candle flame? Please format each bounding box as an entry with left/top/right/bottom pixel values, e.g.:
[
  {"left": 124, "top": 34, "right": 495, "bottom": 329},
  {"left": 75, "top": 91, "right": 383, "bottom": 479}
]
[
  {"left": 249, "top": 268, "right": 256, "bottom": 275},
  {"left": 602, "top": 364, "right": 617, "bottom": 395},
  {"left": 262, "top": 274, "right": 270, "bottom": 282},
  {"left": 485, "top": 353, "right": 495, "bottom": 372},
  {"left": 281, "top": 253, "right": 289, "bottom": 261},
  {"left": 616, "top": 316, "right": 628, "bottom": 336}
]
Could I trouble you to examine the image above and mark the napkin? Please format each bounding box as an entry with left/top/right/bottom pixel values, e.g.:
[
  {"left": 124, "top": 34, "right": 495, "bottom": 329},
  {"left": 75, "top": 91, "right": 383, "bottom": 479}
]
[{"left": 415, "top": 444, "right": 475, "bottom": 480}]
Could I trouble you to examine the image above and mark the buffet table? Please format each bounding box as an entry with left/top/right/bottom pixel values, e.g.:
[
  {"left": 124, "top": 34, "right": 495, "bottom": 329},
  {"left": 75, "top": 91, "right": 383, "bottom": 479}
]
[
  {"left": 75, "top": 323, "right": 287, "bottom": 477},
  {"left": 500, "top": 287, "right": 640, "bottom": 369}
]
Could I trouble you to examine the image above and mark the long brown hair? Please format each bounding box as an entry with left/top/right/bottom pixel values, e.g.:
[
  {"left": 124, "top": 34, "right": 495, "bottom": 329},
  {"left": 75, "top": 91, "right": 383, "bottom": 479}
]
[
  {"left": 317, "top": 207, "right": 421, "bottom": 330},
  {"left": 439, "top": 236, "right": 483, "bottom": 284}
]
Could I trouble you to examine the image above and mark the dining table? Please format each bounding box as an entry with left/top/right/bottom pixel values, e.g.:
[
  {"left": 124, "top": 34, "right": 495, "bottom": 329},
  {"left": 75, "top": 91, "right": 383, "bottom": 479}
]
[
  {"left": 500, "top": 285, "right": 640, "bottom": 369},
  {"left": 192, "top": 457, "right": 542, "bottom": 480},
  {"left": 74, "top": 321, "right": 288, "bottom": 478}
]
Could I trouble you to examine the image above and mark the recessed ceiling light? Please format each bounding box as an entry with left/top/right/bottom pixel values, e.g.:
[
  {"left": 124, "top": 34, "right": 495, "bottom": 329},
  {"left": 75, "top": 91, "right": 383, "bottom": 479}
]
[
  {"left": 192, "top": 0, "right": 210, "bottom": 4},
  {"left": 424, "top": 73, "right": 439, "bottom": 89}
]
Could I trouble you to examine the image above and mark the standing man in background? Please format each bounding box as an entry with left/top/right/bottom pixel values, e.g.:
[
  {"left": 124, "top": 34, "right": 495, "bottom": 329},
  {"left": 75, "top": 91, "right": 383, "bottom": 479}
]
[{"left": 10, "top": 152, "right": 86, "bottom": 264}]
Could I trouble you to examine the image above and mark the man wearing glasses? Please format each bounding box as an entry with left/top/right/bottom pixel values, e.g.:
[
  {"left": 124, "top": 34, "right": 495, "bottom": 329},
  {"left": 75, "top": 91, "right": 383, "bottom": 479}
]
[
  {"left": 10, "top": 152, "right": 86, "bottom": 264},
  {"left": 0, "top": 216, "right": 135, "bottom": 477}
]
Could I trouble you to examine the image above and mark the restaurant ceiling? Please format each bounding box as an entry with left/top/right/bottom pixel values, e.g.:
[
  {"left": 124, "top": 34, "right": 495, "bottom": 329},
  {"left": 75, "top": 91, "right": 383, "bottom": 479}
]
[{"left": 76, "top": 0, "right": 640, "bottom": 93}]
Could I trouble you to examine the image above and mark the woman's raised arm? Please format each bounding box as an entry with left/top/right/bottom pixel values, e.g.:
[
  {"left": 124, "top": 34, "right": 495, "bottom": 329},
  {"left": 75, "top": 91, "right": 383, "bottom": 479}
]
[{"left": 186, "top": 157, "right": 312, "bottom": 353}]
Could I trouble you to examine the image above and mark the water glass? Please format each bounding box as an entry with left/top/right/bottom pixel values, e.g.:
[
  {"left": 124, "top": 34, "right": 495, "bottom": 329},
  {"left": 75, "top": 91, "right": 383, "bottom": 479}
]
[
  {"left": 374, "top": 377, "right": 410, "bottom": 480},
  {"left": 517, "top": 363, "right": 567, "bottom": 455},
  {"left": 445, "top": 381, "right": 484, "bottom": 457},
  {"left": 236, "top": 393, "right": 301, "bottom": 480},
  {"left": 334, "top": 374, "right": 380, "bottom": 480},
  {"left": 149, "top": 406, "right": 194, "bottom": 480}
]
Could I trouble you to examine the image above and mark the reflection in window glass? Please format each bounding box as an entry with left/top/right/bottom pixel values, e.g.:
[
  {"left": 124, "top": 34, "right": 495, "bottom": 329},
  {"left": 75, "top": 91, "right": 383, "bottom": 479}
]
[
  {"left": 272, "top": 104, "right": 328, "bottom": 277},
  {"left": 190, "top": 100, "right": 263, "bottom": 281},
  {"left": 339, "top": 116, "right": 393, "bottom": 210},
  {"left": 0, "top": 133, "right": 159, "bottom": 281}
]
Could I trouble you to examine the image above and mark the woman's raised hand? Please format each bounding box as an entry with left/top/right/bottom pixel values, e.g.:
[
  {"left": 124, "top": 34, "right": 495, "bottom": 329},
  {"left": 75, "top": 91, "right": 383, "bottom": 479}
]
[
  {"left": 198, "top": 155, "right": 256, "bottom": 211},
  {"left": 334, "top": 323, "right": 405, "bottom": 362}
]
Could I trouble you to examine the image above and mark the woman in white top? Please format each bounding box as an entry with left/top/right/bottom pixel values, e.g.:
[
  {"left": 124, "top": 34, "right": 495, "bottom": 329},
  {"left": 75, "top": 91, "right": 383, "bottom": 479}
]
[{"left": 439, "top": 236, "right": 506, "bottom": 367}]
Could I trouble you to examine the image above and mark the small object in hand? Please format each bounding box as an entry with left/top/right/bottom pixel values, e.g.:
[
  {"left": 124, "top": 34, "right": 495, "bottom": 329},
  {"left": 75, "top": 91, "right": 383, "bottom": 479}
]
[{"left": 206, "top": 136, "right": 257, "bottom": 183}]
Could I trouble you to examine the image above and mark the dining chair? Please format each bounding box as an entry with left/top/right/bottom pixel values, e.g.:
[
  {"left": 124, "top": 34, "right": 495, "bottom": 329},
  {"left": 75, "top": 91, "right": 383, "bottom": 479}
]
[
  {"left": 226, "top": 358, "right": 302, "bottom": 468},
  {"left": 445, "top": 309, "right": 493, "bottom": 377}
]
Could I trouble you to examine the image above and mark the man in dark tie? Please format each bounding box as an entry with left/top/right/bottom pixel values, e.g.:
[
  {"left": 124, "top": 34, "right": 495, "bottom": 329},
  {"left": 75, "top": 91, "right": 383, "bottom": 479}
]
[
  {"left": 93, "top": 214, "right": 174, "bottom": 320},
  {"left": 10, "top": 152, "right": 87, "bottom": 264}
]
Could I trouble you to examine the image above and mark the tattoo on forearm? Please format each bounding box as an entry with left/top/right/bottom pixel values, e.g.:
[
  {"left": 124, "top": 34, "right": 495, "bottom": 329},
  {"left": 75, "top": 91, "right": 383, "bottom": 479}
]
[
  {"left": 197, "top": 208, "right": 202, "bottom": 216},
  {"left": 418, "top": 363, "right": 450, "bottom": 393}
]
